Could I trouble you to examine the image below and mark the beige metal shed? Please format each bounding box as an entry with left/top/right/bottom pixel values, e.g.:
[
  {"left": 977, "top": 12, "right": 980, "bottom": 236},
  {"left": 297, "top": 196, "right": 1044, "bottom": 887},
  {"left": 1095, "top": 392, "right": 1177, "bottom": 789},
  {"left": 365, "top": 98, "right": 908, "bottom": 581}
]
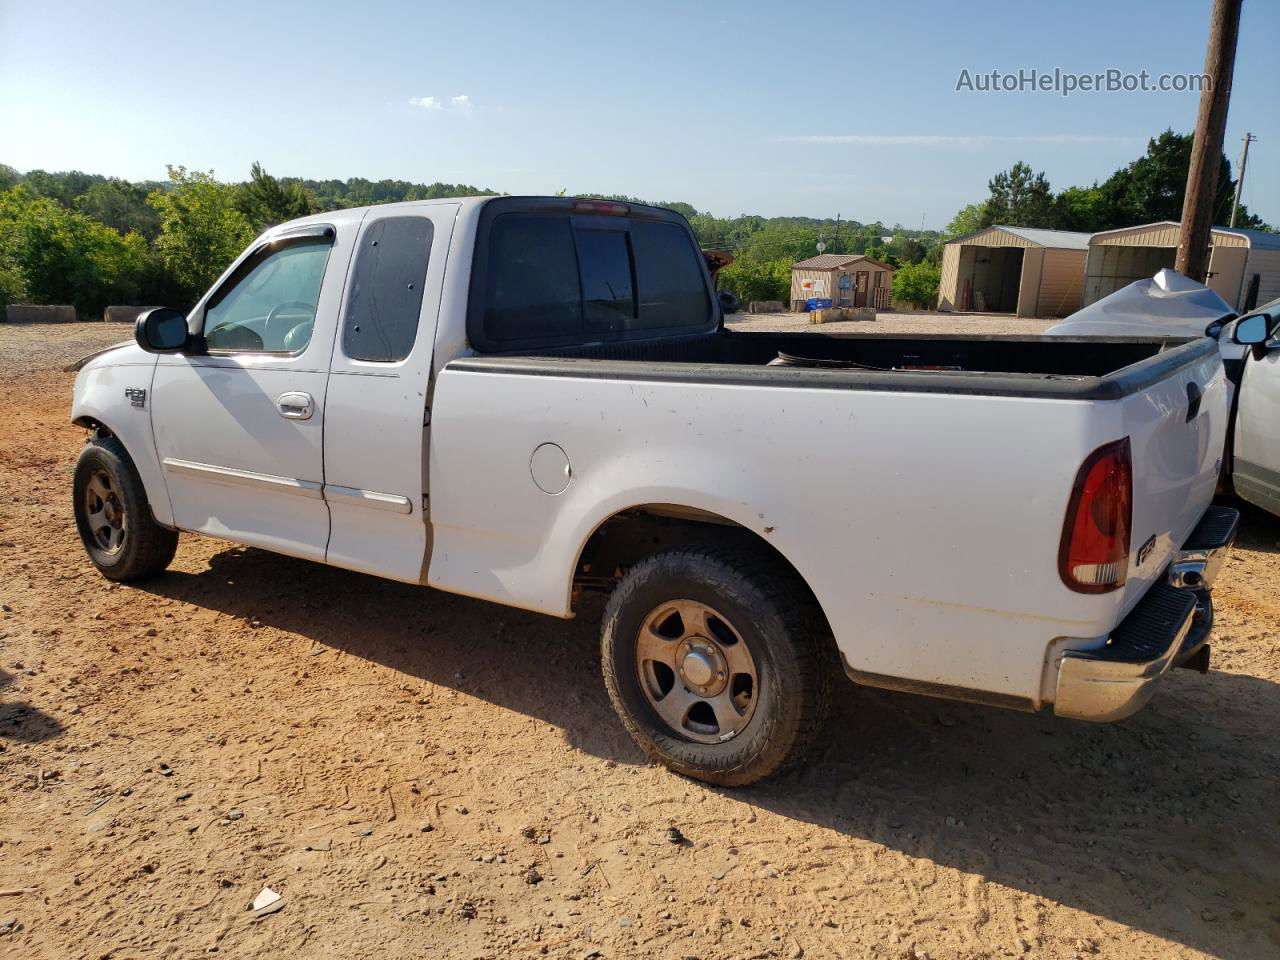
[
  {"left": 1083, "top": 222, "right": 1280, "bottom": 311},
  {"left": 938, "top": 226, "right": 1090, "bottom": 318},
  {"left": 790, "top": 254, "right": 894, "bottom": 311}
]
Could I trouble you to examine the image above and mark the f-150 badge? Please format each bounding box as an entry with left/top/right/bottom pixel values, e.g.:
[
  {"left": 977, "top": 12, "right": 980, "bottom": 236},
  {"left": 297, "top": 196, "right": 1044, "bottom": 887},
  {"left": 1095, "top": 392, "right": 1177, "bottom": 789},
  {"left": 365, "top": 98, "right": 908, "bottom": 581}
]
[
  {"left": 1136, "top": 534, "right": 1156, "bottom": 567},
  {"left": 125, "top": 387, "right": 147, "bottom": 408}
]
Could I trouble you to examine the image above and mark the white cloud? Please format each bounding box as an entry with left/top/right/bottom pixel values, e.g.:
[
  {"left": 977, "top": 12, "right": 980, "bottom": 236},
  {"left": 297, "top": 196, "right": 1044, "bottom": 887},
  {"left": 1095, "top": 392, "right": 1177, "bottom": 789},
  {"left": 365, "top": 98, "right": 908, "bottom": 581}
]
[
  {"left": 778, "top": 134, "right": 1137, "bottom": 146},
  {"left": 450, "top": 95, "right": 471, "bottom": 109},
  {"left": 408, "top": 96, "right": 442, "bottom": 110}
]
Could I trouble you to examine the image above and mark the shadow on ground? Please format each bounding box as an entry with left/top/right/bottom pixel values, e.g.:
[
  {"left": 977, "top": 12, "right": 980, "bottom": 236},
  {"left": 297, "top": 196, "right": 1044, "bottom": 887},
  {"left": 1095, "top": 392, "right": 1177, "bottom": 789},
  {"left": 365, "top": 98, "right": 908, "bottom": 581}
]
[
  {"left": 1225, "top": 496, "right": 1280, "bottom": 555},
  {"left": 0, "top": 668, "right": 64, "bottom": 744},
  {"left": 139, "top": 542, "right": 1280, "bottom": 957}
]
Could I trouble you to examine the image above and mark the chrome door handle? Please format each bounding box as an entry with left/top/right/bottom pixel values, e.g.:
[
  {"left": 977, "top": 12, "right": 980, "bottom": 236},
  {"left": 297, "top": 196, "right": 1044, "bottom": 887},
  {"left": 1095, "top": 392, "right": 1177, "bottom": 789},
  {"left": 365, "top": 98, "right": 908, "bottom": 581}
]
[{"left": 277, "top": 392, "right": 314, "bottom": 420}]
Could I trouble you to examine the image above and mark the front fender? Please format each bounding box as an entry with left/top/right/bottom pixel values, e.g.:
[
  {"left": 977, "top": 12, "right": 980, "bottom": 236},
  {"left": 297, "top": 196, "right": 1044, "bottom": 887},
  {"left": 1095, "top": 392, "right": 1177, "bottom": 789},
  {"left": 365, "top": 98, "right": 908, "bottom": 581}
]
[{"left": 70, "top": 354, "right": 173, "bottom": 527}]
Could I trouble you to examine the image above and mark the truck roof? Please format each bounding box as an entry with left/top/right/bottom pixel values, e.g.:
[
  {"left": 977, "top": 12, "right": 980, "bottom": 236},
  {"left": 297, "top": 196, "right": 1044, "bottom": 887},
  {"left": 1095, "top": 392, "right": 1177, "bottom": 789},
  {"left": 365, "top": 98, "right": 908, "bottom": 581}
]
[
  {"left": 267, "top": 195, "right": 685, "bottom": 237},
  {"left": 269, "top": 195, "right": 493, "bottom": 234}
]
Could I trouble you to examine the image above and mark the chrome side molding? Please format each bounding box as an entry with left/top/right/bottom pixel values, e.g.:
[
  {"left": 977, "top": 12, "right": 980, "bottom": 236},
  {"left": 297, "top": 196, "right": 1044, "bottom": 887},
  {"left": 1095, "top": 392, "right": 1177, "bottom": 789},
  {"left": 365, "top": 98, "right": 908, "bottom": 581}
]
[
  {"left": 161, "top": 457, "right": 324, "bottom": 499},
  {"left": 323, "top": 484, "right": 413, "bottom": 514}
]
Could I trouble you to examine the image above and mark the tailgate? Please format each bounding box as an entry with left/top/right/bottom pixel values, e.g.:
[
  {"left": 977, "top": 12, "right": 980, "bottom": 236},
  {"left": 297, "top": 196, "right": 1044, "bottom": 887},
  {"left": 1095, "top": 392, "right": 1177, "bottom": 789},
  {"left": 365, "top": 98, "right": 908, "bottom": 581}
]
[{"left": 1116, "top": 343, "right": 1228, "bottom": 616}]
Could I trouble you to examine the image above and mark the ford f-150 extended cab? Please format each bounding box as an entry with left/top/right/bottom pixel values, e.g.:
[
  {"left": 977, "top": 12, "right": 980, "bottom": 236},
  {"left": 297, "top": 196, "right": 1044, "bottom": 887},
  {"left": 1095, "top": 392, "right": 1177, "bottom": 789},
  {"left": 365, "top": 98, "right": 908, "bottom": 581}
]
[{"left": 70, "top": 196, "right": 1238, "bottom": 785}]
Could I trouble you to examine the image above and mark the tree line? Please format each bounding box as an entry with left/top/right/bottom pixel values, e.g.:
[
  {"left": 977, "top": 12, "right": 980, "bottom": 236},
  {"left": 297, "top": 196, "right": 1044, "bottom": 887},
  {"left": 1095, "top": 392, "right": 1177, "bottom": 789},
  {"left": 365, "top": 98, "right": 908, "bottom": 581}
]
[
  {"left": 947, "top": 129, "right": 1268, "bottom": 237},
  {"left": 714, "top": 129, "right": 1270, "bottom": 309},
  {"left": 1, "top": 129, "right": 1272, "bottom": 318},
  {"left": 0, "top": 163, "right": 498, "bottom": 317}
]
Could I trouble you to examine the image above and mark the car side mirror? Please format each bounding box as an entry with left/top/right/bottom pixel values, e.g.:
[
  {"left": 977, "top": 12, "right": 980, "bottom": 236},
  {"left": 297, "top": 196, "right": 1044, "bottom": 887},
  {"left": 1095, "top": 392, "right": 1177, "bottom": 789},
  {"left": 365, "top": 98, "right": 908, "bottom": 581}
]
[
  {"left": 1233, "top": 313, "right": 1270, "bottom": 345},
  {"left": 135, "top": 307, "right": 192, "bottom": 354}
]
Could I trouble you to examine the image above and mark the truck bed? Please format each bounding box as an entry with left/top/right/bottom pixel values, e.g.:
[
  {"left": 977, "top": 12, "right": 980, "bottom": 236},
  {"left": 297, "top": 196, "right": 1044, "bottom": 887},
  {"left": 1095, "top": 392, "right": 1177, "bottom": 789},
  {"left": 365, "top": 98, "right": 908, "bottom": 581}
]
[{"left": 459, "top": 329, "right": 1216, "bottom": 401}]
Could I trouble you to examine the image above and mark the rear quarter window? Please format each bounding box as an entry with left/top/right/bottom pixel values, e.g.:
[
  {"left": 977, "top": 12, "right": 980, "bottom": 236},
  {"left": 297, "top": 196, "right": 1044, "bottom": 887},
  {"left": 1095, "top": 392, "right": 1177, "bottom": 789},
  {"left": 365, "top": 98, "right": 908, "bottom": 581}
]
[{"left": 343, "top": 216, "right": 434, "bottom": 362}]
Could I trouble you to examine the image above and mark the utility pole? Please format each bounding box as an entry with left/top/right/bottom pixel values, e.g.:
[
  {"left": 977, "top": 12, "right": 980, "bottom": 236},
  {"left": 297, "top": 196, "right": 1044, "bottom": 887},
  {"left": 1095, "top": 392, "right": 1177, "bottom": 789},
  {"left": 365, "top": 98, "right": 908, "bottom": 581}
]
[
  {"left": 1229, "top": 132, "right": 1256, "bottom": 227},
  {"left": 1176, "top": 0, "right": 1242, "bottom": 282},
  {"left": 833, "top": 213, "right": 841, "bottom": 253}
]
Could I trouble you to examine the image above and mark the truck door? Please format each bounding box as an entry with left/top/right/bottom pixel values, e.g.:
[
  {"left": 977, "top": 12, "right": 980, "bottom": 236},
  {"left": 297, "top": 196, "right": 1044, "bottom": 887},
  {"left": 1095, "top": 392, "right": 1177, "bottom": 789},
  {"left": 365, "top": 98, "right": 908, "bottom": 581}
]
[
  {"left": 322, "top": 203, "right": 458, "bottom": 582},
  {"left": 150, "top": 223, "right": 351, "bottom": 561},
  {"left": 1234, "top": 331, "right": 1280, "bottom": 516}
]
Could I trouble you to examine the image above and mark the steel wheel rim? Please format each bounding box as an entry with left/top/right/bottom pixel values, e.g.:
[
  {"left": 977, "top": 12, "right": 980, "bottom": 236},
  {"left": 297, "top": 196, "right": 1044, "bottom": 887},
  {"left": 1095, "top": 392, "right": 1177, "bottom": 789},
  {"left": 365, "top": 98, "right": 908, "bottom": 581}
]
[
  {"left": 84, "top": 468, "right": 126, "bottom": 555},
  {"left": 635, "top": 599, "right": 759, "bottom": 744}
]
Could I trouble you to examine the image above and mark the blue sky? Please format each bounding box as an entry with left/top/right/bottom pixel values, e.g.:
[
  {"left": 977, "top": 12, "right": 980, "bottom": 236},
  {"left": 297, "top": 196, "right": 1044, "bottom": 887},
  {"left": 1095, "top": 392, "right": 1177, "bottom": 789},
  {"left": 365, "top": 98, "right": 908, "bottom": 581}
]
[{"left": 1, "top": 0, "right": 1276, "bottom": 227}]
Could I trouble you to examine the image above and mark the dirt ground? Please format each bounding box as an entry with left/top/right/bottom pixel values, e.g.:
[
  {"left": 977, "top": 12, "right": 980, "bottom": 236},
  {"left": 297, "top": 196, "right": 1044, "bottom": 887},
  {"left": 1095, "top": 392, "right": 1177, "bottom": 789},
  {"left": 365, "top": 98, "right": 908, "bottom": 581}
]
[{"left": 1, "top": 321, "right": 1277, "bottom": 960}]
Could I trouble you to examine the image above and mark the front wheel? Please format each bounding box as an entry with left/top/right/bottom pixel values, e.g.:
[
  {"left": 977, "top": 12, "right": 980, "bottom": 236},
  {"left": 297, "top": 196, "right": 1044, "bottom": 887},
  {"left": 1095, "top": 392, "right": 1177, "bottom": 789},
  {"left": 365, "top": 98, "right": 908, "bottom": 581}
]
[
  {"left": 73, "top": 435, "right": 178, "bottom": 581},
  {"left": 601, "top": 542, "right": 834, "bottom": 786}
]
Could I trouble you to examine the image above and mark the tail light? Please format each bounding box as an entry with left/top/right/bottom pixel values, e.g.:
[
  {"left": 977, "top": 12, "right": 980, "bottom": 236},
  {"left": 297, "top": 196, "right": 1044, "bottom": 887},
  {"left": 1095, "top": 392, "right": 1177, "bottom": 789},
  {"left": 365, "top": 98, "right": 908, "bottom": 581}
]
[{"left": 1059, "top": 438, "right": 1133, "bottom": 593}]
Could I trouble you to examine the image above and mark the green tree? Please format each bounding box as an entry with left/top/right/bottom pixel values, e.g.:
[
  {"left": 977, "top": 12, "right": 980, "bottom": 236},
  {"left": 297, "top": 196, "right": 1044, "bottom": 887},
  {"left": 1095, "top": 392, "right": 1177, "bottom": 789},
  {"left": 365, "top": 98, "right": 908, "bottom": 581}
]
[
  {"left": 981, "top": 162, "right": 1054, "bottom": 227},
  {"left": 717, "top": 257, "right": 791, "bottom": 303},
  {"left": 237, "top": 161, "right": 316, "bottom": 230},
  {"left": 688, "top": 212, "right": 731, "bottom": 250},
  {"left": 1093, "top": 129, "right": 1267, "bottom": 229},
  {"left": 19, "top": 169, "right": 105, "bottom": 207},
  {"left": 738, "top": 226, "right": 824, "bottom": 264},
  {"left": 945, "top": 202, "right": 987, "bottom": 237},
  {"left": 1051, "top": 185, "right": 1108, "bottom": 232},
  {"left": 77, "top": 178, "right": 162, "bottom": 240},
  {"left": 891, "top": 261, "right": 941, "bottom": 309},
  {"left": 0, "top": 251, "right": 27, "bottom": 307},
  {"left": 888, "top": 236, "right": 926, "bottom": 265},
  {"left": 0, "top": 186, "right": 149, "bottom": 315},
  {"left": 148, "top": 166, "right": 256, "bottom": 301},
  {"left": 863, "top": 243, "right": 893, "bottom": 266}
]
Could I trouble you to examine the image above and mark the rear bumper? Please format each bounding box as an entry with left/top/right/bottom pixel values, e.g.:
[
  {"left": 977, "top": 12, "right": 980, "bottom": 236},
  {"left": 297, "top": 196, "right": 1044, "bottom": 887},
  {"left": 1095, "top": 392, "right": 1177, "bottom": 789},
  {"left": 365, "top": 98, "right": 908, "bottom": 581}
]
[{"left": 1053, "top": 506, "right": 1238, "bottom": 722}]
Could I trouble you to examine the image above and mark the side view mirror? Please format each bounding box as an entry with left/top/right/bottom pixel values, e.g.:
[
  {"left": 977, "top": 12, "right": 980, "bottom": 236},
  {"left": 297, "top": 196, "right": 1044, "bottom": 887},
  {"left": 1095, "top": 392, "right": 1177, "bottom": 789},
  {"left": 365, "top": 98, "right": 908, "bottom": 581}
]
[
  {"left": 135, "top": 307, "right": 192, "bottom": 354},
  {"left": 1233, "top": 312, "right": 1271, "bottom": 346}
]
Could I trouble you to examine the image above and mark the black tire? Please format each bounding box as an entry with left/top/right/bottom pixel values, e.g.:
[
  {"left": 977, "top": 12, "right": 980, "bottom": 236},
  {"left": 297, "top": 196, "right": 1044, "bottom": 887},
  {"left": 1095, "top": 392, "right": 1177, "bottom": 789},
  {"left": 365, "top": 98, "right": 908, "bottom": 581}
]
[
  {"left": 73, "top": 435, "right": 178, "bottom": 581},
  {"left": 601, "top": 541, "right": 834, "bottom": 786}
]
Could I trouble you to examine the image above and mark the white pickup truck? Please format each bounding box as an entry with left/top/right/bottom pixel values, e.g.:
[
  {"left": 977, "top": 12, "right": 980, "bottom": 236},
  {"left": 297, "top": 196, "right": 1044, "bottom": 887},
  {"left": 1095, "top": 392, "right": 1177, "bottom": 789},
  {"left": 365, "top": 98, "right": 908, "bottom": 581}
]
[
  {"left": 70, "top": 196, "right": 1238, "bottom": 785},
  {"left": 1228, "top": 298, "right": 1280, "bottom": 517}
]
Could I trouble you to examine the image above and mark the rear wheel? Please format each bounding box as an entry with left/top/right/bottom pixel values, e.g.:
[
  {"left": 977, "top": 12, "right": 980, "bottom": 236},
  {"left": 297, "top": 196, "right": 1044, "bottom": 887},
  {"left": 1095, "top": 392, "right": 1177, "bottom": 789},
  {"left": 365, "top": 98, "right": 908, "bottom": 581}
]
[
  {"left": 73, "top": 435, "right": 178, "bottom": 581},
  {"left": 601, "top": 541, "right": 834, "bottom": 786}
]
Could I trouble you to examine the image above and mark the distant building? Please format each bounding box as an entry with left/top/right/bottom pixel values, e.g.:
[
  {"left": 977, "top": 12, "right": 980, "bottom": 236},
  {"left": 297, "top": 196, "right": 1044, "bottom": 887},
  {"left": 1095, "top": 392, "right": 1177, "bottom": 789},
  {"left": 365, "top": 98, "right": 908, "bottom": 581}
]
[
  {"left": 1083, "top": 222, "right": 1280, "bottom": 312},
  {"left": 938, "top": 226, "right": 1090, "bottom": 318},
  {"left": 790, "top": 254, "right": 894, "bottom": 311}
]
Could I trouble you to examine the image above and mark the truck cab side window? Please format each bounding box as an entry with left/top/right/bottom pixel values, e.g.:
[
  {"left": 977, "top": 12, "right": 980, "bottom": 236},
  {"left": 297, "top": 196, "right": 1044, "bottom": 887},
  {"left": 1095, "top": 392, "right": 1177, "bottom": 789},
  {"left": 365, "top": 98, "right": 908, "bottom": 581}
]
[
  {"left": 204, "top": 237, "right": 332, "bottom": 353},
  {"left": 343, "top": 217, "right": 434, "bottom": 362}
]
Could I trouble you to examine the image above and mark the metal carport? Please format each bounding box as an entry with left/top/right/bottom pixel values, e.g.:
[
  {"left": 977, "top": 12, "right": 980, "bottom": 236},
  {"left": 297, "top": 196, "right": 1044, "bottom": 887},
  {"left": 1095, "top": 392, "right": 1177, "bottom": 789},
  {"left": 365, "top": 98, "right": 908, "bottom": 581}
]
[{"left": 938, "top": 226, "right": 1090, "bottom": 318}]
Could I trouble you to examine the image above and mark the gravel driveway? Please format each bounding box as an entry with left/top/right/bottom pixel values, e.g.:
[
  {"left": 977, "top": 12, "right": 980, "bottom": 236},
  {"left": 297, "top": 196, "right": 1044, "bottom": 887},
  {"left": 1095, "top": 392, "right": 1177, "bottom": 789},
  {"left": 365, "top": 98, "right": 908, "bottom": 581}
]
[{"left": 1, "top": 322, "right": 1276, "bottom": 960}]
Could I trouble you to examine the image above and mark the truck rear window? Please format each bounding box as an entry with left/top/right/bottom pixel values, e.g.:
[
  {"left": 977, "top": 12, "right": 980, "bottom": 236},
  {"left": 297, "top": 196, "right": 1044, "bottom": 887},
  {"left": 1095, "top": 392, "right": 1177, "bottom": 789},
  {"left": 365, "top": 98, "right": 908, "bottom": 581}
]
[{"left": 478, "top": 210, "right": 714, "bottom": 348}]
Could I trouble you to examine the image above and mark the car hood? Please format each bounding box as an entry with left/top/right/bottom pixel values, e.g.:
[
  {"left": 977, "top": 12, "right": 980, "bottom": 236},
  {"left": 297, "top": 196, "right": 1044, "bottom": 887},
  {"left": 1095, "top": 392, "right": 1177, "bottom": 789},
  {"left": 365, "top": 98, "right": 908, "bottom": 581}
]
[
  {"left": 64, "top": 340, "right": 146, "bottom": 373},
  {"left": 1045, "top": 268, "right": 1235, "bottom": 338}
]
